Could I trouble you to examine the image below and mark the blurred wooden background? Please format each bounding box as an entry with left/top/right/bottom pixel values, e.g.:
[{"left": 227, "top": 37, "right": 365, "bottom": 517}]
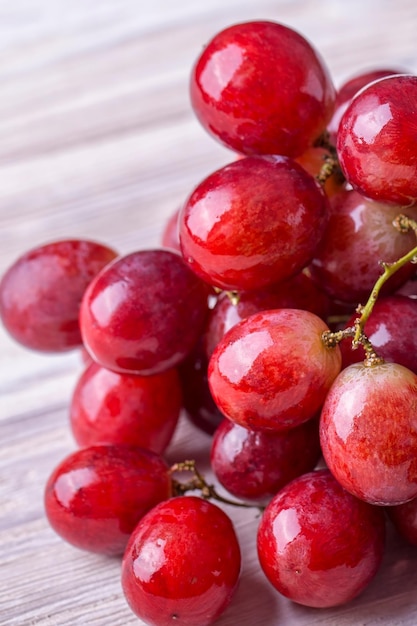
[{"left": 1, "top": 1, "right": 417, "bottom": 624}]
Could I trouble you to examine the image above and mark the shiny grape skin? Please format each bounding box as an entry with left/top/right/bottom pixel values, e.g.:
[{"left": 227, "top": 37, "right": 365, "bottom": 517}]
[
  {"left": 179, "top": 156, "right": 329, "bottom": 291},
  {"left": 121, "top": 496, "right": 241, "bottom": 626},
  {"left": 44, "top": 445, "right": 172, "bottom": 556},
  {"left": 339, "top": 295, "right": 417, "bottom": 372},
  {"left": 320, "top": 362, "right": 417, "bottom": 506},
  {"left": 257, "top": 469, "right": 386, "bottom": 608},
  {"left": 203, "top": 273, "right": 331, "bottom": 359},
  {"left": 337, "top": 74, "right": 417, "bottom": 205},
  {"left": 0, "top": 239, "right": 117, "bottom": 352},
  {"left": 396, "top": 272, "right": 417, "bottom": 298},
  {"left": 309, "top": 189, "right": 417, "bottom": 303},
  {"left": 327, "top": 67, "right": 404, "bottom": 144},
  {"left": 210, "top": 417, "right": 321, "bottom": 504},
  {"left": 190, "top": 20, "right": 335, "bottom": 157},
  {"left": 69, "top": 362, "right": 182, "bottom": 453},
  {"left": 79, "top": 249, "right": 210, "bottom": 375},
  {"left": 208, "top": 309, "right": 341, "bottom": 432}
]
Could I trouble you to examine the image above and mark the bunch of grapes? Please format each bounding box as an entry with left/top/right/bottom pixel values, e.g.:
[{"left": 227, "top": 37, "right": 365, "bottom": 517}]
[{"left": 2, "top": 19, "right": 417, "bottom": 626}]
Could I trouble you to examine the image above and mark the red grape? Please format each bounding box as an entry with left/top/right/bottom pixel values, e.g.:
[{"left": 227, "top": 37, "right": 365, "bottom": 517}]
[
  {"left": 208, "top": 308, "right": 341, "bottom": 432},
  {"left": 190, "top": 20, "right": 335, "bottom": 157},
  {"left": 328, "top": 67, "right": 404, "bottom": 144},
  {"left": 44, "top": 445, "right": 172, "bottom": 555},
  {"left": 0, "top": 239, "right": 117, "bottom": 352},
  {"left": 309, "top": 188, "right": 417, "bottom": 303},
  {"left": 121, "top": 495, "right": 241, "bottom": 626},
  {"left": 70, "top": 362, "right": 182, "bottom": 453},
  {"left": 257, "top": 469, "right": 386, "bottom": 608},
  {"left": 179, "top": 156, "right": 329, "bottom": 291},
  {"left": 320, "top": 362, "right": 417, "bottom": 505},
  {"left": 210, "top": 417, "right": 321, "bottom": 503},
  {"left": 337, "top": 74, "right": 417, "bottom": 205},
  {"left": 79, "top": 248, "right": 210, "bottom": 375},
  {"left": 339, "top": 295, "right": 417, "bottom": 372},
  {"left": 203, "top": 272, "right": 330, "bottom": 358}
]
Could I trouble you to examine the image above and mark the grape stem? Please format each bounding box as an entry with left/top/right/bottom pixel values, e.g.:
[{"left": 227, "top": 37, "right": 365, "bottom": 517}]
[
  {"left": 322, "top": 214, "right": 417, "bottom": 366},
  {"left": 170, "top": 459, "right": 263, "bottom": 512},
  {"left": 314, "top": 131, "right": 343, "bottom": 186},
  {"left": 316, "top": 153, "right": 339, "bottom": 186}
]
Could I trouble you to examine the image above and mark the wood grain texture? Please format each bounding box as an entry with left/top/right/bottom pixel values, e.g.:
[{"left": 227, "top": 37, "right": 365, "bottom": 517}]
[{"left": 1, "top": 1, "right": 417, "bottom": 624}]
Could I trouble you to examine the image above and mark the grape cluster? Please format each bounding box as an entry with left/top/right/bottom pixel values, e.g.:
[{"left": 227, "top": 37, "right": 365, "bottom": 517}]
[{"left": 2, "top": 18, "right": 417, "bottom": 626}]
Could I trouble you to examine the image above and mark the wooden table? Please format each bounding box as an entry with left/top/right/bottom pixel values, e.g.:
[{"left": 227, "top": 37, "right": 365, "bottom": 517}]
[{"left": 2, "top": 1, "right": 417, "bottom": 624}]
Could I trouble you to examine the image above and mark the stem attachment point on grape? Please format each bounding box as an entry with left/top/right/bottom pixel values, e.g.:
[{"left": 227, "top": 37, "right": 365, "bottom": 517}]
[
  {"left": 322, "top": 212, "right": 417, "bottom": 366},
  {"left": 170, "top": 459, "right": 263, "bottom": 511}
]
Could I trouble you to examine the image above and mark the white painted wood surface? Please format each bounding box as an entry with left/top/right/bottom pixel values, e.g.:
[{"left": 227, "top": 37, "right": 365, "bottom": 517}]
[{"left": 1, "top": 1, "right": 417, "bottom": 624}]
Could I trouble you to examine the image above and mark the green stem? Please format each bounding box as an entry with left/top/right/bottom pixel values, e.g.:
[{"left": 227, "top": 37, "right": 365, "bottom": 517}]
[
  {"left": 322, "top": 214, "right": 417, "bottom": 366},
  {"left": 353, "top": 238, "right": 417, "bottom": 344}
]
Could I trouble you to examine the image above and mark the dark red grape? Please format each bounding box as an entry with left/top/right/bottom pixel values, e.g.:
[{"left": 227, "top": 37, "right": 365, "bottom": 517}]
[
  {"left": 210, "top": 417, "right": 321, "bottom": 503},
  {"left": 203, "top": 272, "right": 331, "bottom": 358},
  {"left": 79, "top": 248, "right": 210, "bottom": 375},
  {"left": 309, "top": 189, "right": 417, "bottom": 303},
  {"left": 0, "top": 239, "right": 117, "bottom": 352},
  {"left": 339, "top": 295, "right": 417, "bottom": 372}
]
